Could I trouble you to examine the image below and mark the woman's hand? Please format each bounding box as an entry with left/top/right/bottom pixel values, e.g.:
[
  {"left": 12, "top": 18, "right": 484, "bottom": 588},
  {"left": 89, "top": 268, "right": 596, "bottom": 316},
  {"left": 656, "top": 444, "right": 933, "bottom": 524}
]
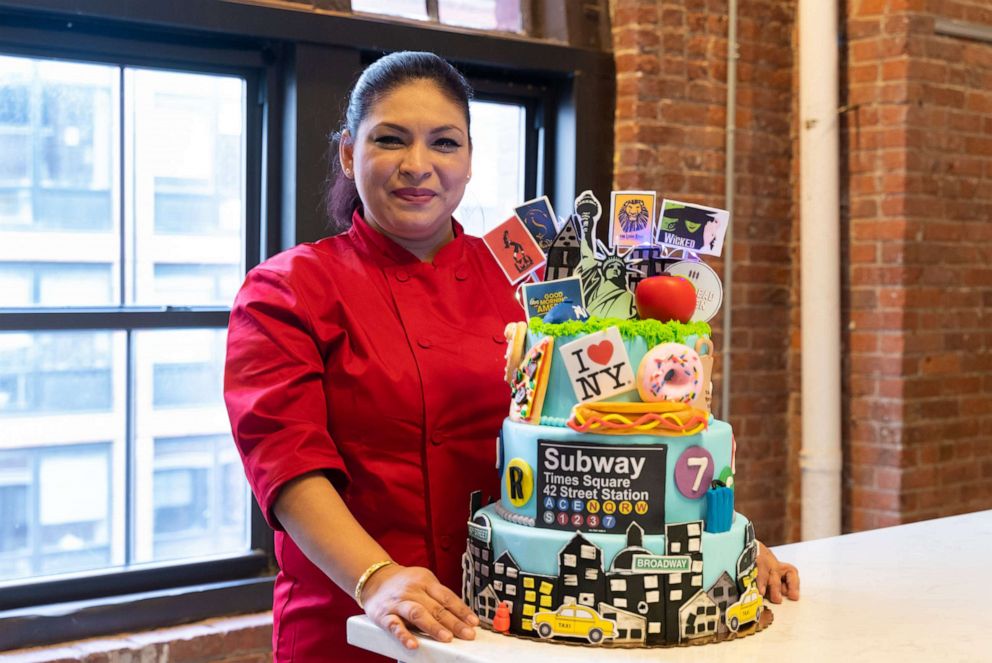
[
  {"left": 756, "top": 541, "right": 800, "bottom": 603},
  {"left": 361, "top": 563, "right": 479, "bottom": 650}
]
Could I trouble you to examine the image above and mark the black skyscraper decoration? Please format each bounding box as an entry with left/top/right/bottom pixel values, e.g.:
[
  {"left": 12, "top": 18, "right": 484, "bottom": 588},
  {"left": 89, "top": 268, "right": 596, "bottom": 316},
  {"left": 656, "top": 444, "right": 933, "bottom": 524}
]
[
  {"left": 544, "top": 215, "right": 584, "bottom": 281},
  {"left": 627, "top": 245, "right": 673, "bottom": 291},
  {"left": 605, "top": 522, "right": 666, "bottom": 643},
  {"left": 737, "top": 521, "right": 758, "bottom": 591},
  {"left": 558, "top": 531, "right": 607, "bottom": 609},
  {"left": 492, "top": 551, "right": 524, "bottom": 632},
  {"left": 663, "top": 520, "right": 704, "bottom": 643}
]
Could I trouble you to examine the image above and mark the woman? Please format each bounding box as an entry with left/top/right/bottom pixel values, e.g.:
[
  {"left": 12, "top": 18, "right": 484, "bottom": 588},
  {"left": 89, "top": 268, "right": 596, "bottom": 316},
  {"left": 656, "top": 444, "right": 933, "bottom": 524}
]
[
  {"left": 225, "top": 51, "right": 522, "bottom": 661},
  {"left": 226, "top": 51, "right": 799, "bottom": 662}
]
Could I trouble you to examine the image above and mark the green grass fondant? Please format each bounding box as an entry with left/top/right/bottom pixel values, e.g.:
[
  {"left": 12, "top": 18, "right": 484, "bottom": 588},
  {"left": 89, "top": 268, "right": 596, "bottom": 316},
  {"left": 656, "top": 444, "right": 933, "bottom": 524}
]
[{"left": 528, "top": 316, "right": 712, "bottom": 346}]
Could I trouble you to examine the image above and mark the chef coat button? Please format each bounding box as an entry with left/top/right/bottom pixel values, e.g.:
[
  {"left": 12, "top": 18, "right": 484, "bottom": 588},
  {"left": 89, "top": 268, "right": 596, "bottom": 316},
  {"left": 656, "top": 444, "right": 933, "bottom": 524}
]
[
  {"left": 455, "top": 267, "right": 469, "bottom": 281},
  {"left": 418, "top": 337, "right": 432, "bottom": 349},
  {"left": 440, "top": 535, "right": 451, "bottom": 550},
  {"left": 430, "top": 433, "right": 442, "bottom": 446},
  {"left": 395, "top": 270, "right": 409, "bottom": 282}
]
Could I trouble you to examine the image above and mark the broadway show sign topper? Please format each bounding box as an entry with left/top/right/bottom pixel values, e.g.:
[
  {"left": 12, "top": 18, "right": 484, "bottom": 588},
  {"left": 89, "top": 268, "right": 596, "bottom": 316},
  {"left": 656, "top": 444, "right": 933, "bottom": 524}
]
[
  {"left": 656, "top": 199, "right": 730, "bottom": 257},
  {"left": 609, "top": 190, "right": 657, "bottom": 249}
]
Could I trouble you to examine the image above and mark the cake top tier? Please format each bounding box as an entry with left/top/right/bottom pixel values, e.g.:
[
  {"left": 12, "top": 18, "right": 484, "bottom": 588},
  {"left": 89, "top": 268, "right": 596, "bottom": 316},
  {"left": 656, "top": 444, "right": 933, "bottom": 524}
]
[{"left": 509, "top": 315, "right": 716, "bottom": 428}]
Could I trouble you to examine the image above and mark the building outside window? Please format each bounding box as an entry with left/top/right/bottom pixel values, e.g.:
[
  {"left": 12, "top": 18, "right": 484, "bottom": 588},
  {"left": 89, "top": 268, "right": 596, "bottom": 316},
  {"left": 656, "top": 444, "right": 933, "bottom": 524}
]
[{"left": 0, "top": 53, "right": 251, "bottom": 584}]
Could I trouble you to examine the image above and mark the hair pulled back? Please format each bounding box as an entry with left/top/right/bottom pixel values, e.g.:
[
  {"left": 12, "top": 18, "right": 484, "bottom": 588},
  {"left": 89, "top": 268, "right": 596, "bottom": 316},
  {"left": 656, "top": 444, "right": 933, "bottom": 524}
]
[{"left": 326, "top": 51, "right": 474, "bottom": 233}]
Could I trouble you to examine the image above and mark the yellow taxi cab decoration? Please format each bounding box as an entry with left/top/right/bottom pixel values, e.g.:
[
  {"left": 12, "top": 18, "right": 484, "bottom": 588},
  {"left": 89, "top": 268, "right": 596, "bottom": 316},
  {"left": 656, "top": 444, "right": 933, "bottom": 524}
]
[
  {"left": 725, "top": 585, "right": 763, "bottom": 632},
  {"left": 532, "top": 604, "right": 617, "bottom": 644}
]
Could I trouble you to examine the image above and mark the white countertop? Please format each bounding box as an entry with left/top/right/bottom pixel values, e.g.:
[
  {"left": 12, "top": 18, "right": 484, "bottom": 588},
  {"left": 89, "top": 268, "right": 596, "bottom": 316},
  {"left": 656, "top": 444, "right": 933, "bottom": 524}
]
[{"left": 348, "top": 510, "right": 992, "bottom": 662}]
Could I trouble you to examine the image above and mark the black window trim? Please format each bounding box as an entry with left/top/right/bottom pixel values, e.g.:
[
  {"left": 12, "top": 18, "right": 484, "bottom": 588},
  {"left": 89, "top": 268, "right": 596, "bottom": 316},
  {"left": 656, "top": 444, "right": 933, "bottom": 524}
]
[{"left": 0, "top": 0, "right": 614, "bottom": 652}]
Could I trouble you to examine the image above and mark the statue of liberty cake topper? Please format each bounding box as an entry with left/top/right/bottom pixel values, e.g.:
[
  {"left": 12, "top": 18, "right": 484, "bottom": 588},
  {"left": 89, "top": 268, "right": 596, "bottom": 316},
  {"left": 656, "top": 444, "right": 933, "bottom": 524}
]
[
  {"left": 576, "top": 239, "right": 640, "bottom": 320},
  {"left": 573, "top": 189, "right": 602, "bottom": 247}
]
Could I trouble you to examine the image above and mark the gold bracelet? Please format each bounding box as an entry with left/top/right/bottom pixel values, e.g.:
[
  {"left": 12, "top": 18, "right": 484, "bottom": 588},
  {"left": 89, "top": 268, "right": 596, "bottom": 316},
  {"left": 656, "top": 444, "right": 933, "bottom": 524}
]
[{"left": 354, "top": 560, "right": 394, "bottom": 609}]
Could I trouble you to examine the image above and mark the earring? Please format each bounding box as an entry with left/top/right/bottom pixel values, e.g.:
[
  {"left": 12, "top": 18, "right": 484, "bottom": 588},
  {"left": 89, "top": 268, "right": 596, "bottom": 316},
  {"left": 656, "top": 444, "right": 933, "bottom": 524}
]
[{"left": 344, "top": 168, "right": 352, "bottom": 178}]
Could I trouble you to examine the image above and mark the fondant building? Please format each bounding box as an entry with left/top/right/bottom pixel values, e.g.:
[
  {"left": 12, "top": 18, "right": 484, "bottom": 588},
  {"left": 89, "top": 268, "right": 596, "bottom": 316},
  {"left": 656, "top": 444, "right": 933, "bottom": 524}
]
[
  {"left": 706, "top": 571, "right": 739, "bottom": 636},
  {"left": 598, "top": 602, "right": 647, "bottom": 645},
  {"left": 627, "top": 245, "right": 670, "bottom": 290},
  {"left": 605, "top": 522, "right": 667, "bottom": 643},
  {"left": 545, "top": 217, "right": 583, "bottom": 281},
  {"left": 475, "top": 585, "right": 500, "bottom": 626},
  {"left": 679, "top": 589, "right": 719, "bottom": 641},
  {"left": 737, "top": 521, "right": 757, "bottom": 590},
  {"left": 464, "top": 513, "right": 494, "bottom": 605},
  {"left": 558, "top": 532, "right": 606, "bottom": 609},
  {"left": 518, "top": 572, "right": 557, "bottom": 634},
  {"left": 492, "top": 551, "right": 524, "bottom": 632},
  {"left": 663, "top": 521, "right": 704, "bottom": 643}
]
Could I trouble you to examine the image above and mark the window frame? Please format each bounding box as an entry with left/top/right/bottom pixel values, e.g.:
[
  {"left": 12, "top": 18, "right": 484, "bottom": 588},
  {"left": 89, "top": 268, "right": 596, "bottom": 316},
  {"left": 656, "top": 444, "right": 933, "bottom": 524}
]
[
  {"left": 0, "top": 0, "right": 614, "bottom": 651},
  {"left": 0, "top": 12, "right": 274, "bottom": 649}
]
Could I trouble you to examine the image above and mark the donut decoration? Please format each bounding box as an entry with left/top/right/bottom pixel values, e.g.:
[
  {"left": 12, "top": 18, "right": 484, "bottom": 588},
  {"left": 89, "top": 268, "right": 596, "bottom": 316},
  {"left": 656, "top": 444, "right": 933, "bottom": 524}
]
[
  {"left": 509, "top": 336, "right": 554, "bottom": 424},
  {"left": 636, "top": 342, "right": 704, "bottom": 404},
  {"left": 503, "top": 321, "right": 527, "bottom": 384}
]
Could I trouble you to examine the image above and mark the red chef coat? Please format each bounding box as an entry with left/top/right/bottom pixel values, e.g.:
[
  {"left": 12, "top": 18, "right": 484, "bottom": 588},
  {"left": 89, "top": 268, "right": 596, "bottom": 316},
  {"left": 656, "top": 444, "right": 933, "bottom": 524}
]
[{"left": 224, "top": 211, "right": 521, "bottom": 662}]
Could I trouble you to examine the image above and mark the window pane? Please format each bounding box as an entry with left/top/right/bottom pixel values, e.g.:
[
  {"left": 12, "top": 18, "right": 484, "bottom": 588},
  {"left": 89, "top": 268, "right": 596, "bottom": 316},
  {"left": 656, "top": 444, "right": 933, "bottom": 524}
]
[
  {"left": 0, "top": 331, "right": 125, "bottom": 582},
  {"left": 439, "top": 0, "right": 523, "bottom": 31},
  {"left": 352, "top": 0, "right": 428, "bottom": 20},
  {"left": 455, "top": 100, "right": 526, "bottom": 236},
  {"left": 129, "top": 69, "right": 246, "bottom": 306},
  {"left": 132, "top": 329, "right": 249, "bottom": 564},
  {"left": 0, "top": 55, "right": 120, "bottom": 307}
]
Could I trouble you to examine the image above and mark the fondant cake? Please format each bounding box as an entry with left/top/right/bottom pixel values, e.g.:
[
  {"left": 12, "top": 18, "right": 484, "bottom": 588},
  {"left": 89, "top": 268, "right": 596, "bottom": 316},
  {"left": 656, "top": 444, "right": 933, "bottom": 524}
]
[{"left": 465, "top": 193, "right": 767, "bottom": 648}]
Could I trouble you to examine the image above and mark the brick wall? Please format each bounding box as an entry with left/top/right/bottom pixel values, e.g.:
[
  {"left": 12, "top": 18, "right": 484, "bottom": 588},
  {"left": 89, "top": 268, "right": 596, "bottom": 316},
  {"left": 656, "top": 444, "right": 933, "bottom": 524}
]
[
  {"left": 612, "top": 0, "right": 798, "bottom": 545},
  {"left": 0, "top": 614, "right": 273, "bottom": 663},
  {"left": 844, "top": 0, "right": 992, "bottom": 530},
  {"left": 613, "top": 0, "right": 992, "bottom": 541}
]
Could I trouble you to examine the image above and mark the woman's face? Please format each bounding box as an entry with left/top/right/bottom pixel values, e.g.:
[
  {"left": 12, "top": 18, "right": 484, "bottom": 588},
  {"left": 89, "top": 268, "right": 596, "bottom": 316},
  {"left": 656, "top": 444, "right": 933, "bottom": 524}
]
[{"left": 340, "top": 80, "right": 471, "bottom": 247}]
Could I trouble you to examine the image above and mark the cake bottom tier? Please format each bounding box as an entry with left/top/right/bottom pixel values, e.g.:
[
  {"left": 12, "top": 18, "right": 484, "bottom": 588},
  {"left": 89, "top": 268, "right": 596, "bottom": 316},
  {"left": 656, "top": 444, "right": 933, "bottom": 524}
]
[{"left": 463, "top": 503, "right": 761, "bottom": 647}]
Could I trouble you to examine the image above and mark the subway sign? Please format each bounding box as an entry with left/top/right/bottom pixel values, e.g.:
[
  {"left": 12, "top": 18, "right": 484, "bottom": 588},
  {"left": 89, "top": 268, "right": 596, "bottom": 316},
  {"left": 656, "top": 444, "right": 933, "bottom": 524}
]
[{"left": 630, "top": 554, "right": 691, "bottom": 573}]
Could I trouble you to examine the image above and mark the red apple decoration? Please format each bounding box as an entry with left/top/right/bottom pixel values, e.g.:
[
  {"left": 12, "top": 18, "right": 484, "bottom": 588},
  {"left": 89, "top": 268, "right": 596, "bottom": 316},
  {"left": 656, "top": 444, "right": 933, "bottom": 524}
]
[{"left": 635, "top": 275, "right": 697, "bottom": 323}]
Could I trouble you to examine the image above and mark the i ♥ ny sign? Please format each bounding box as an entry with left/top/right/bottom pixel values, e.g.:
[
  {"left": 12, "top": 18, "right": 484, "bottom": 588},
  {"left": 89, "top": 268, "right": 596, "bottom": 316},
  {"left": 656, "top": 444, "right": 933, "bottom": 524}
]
[{"left": 559, "top": 327, "right": 637, "bottom": 403}]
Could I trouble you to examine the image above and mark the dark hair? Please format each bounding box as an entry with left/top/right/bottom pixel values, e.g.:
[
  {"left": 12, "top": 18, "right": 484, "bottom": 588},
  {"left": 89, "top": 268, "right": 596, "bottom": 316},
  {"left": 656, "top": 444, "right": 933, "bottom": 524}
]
[{"left": 325, "top": 51, "right": 474, "bottom": 233}]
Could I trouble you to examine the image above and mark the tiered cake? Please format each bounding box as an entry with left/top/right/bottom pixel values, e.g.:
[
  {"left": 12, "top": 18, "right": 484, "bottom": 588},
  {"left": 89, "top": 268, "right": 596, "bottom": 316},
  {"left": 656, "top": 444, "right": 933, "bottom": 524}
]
[
  {"left": 466, "top": 192, "right": 767, "bottom": 647},
  {"left": 462, "top": 315, "right": 767, "bottom": 647}
]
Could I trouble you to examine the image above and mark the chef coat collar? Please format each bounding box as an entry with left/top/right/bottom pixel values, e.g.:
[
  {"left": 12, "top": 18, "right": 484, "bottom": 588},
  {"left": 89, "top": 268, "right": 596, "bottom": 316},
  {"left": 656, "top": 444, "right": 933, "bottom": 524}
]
[{"left": 348, "top": 208, "right": 466, "bottom": 268}]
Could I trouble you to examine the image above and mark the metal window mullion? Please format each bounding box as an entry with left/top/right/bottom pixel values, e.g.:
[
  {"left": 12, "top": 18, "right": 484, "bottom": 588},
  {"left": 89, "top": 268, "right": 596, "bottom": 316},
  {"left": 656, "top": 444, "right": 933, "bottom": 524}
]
[
  {"left": 29, "top": 449, "right": 40, "bottom": 577},
  {"left": 118, "top": 65, "right": 127, "bottom": 307},
  {"left": 124, "top": 328, "right": 135, "bottom": 566},
  {"left": 524, "top": 99, "right": 540, "bottom": 202},
  {"left": 28, "top": 61, "right": 42, "bottom": 289},
  {"left": 0, "top": 309, "right": 231, "bottom": 331}
]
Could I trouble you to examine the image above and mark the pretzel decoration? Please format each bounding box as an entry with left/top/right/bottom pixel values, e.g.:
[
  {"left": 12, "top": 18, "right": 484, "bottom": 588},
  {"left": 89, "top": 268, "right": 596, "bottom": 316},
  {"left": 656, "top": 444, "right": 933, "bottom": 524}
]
[
  {"left": 503, "top": 321, "right": 527, "bottom": 384},
  {"left": 692, "top": 336, "right": 715, "bottom": 413}
]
